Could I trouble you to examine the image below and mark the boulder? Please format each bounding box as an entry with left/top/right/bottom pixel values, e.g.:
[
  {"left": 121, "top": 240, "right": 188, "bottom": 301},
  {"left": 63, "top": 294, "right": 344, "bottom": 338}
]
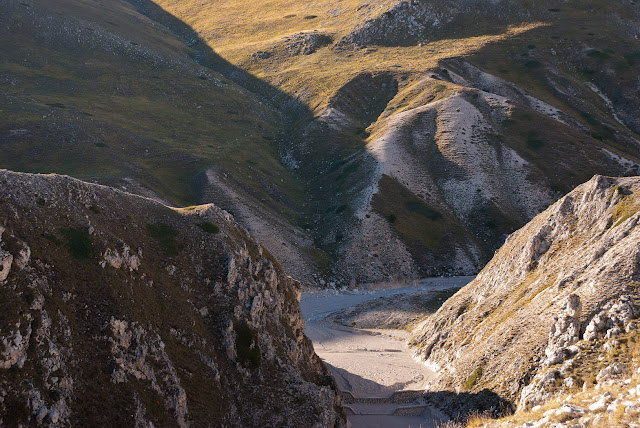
[{"left": 596, "top": 363, "right": 629, "bottom": 384}]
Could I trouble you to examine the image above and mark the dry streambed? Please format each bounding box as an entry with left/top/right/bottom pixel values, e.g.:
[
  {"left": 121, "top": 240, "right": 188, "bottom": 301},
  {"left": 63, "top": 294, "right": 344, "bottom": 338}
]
[{"left": 301, "top": 276, "right": 474, "bottom": 428}]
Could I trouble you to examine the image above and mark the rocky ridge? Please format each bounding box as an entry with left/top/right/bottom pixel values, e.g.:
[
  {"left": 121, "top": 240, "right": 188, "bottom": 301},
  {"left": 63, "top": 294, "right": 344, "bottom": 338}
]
[
  {"left": 338, "top": 0, "right": 525, "bottom": 47},
  {"left": 314, "top": 59, "right": 638, "bottom": 282},
  {"left": 410, "top": 175, "right": 640, "bottom": 410},
  {"left": 0, "top": 170, "right": 345, "bottom": 427}
]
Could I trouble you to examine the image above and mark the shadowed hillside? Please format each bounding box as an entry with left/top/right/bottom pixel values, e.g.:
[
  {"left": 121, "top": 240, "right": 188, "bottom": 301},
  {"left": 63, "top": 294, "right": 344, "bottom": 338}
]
[{"left": 0, "top": 170, "right": 345, "bottom": 427}]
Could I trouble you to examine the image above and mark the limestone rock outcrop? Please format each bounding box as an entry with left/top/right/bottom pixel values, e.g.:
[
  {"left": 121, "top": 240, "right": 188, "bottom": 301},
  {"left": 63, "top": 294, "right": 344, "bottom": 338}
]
[
  {"left": 0, "top": 170, "right": 345, "bottom": 427},
  {"left": 411, "top": 175, "right": 640, "bottom": 408}
]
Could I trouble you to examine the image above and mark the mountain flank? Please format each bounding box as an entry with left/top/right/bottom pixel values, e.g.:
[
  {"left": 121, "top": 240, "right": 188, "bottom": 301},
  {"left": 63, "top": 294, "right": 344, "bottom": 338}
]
[
  {"left": 409, "top": 175, "right": 640, "bottom": 420},
  {"left": 2, "top": 0, "right": 640, "bottom": 284},
  {"left": 0, "top": 170, "right": 345, "bottom": 427},
  {"left": 137, "top": 0, "right": 640, "bottom": 283}
]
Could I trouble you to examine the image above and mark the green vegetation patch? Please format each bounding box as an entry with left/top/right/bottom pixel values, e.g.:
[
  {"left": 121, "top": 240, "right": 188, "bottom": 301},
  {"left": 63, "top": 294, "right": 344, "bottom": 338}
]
[
  {"left": 624, "top": 52, "right": 640, "bottom": 65},
  {"left": 60, "top": 227, "right": 94, "bottom": 259},
  {"left": 524, "top": 60, "right": 542, "bottom": 69},
  {"left": 334, "top": 161, "right": 360, "bottom": 182},
  {"left": 464, "top": 367, "right": 483, "bottom": 390},
  {"left": 580, "top": 112, "right": 600, "bottom": 126},
  {"left": 146, "top": 223, "right": 180, "bottom": 256},
  {"left": 42, "top": 233, "right": 62, "bottom": 245},
  {"left": 433, "top": 83, "right": 447, "bottom": 93},
  {"left": 197, "top": 222, "right": 220, "bottom": 234},
  {"left": 404, "top": 200, "right": 442, "bottom": 220},
  {"left": 612, "top": 193, "right": 639, "bottom": 228},
  {"left": 234, "top": 321, "right": 260, "bottom": 368},
  {"left": 587, "top": 50, "right": 611, "bottom": 60}
]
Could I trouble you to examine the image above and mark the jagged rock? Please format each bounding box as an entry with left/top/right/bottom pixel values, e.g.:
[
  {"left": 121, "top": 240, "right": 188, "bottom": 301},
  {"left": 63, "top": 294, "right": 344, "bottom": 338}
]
[
  {"left": 626, "top": 403, "right": 640, "bottom": 415},
  {"left": 608, "top": 295, "right": 638, "bottom": 326},
  {"left": 584, "top": 312, "right": 610, "bottom": 341},
  {"left": 281, "top": 32, "right": 331, "bottom": 56},
  {"left": 251, "top": 50, "right": 272, "bottom": 59},
  {"left": 558, "top": 404, "right": 586, "bottom": 416},
  {"left": 597, "top": 363, "right": 629, "bottom": 385},
  {"left": 0, "top": 322, "right": 32, "bottom": 369},
  {"left": 410, "top": 176, "right": 640, "bottom": 408},
  {"left": 100, "top": 244, "right": 140, "bottom": 271},
  {"left": 585, "top": 295, "right": 638, "bottom": 341},
  {"left": 589, "top": 397, "right": 609, "bottom": 412},
  {"left": 0, "top": 170, "right": 345, "bottom": 428},
  {"left": 518, "top": 370, "right": 558, "bottom": 411},
  {"left": 543, "top": 295, "right": 582, "bottom": 366},
  {"left": 563, "top": 377, "right": 575, "bottom": 388},
  {"left": 0, "top": 250, "right": 12, "bottom": 281}
]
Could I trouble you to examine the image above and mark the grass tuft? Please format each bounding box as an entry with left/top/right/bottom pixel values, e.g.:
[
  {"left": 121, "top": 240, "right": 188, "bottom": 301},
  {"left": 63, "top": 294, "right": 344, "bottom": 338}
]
[
  {"left": 197, "top": 222, "right": 220, "bottom": 234},
  {"left": 612, "top": 194, "right": 639, "bottom": 228},
  {"left": 234, "top": 321, "right": 261, "bottom": 368},
  {"left": 463, "top": 367, "right": 483, "bottom": 390}
]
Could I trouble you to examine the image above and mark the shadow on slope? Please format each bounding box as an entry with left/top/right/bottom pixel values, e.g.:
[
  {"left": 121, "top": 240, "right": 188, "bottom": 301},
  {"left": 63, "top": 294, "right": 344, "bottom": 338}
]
[
  {"left": 423, "top": 389, "right": 514, "bottom": 423},
  {"left": 128, "top": 0, "right": 309, "bottom": 118},
  {"left": 0, "top": 0, "right": 313, "bottom": 211},
  {"left": 326, "top": 361, "right": 513, "bottom": 422}
]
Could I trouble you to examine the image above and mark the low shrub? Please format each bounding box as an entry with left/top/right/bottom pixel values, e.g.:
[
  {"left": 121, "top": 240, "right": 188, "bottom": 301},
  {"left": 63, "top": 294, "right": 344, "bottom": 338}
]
[
  {"left": 146, "top": 223, "right": 179, "bottom": 256},
  {"left": 60, "top": 227, "right": 94, "bottom": 259}
]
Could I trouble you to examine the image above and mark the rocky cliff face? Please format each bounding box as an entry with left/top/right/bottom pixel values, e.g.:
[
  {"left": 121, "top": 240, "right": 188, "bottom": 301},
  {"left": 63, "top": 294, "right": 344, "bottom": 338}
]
[
  {"left": 338, "top": 0, "right": 523, "bottom": 47},
  {"left": 410, "top": 175, "right": 640, "bottom": 408},
  {"left": 0, "top": 170, "right": 345, "bottom": 427}
]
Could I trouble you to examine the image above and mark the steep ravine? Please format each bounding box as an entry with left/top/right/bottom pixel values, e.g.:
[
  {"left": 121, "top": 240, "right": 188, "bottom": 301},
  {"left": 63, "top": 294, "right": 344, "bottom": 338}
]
[{"left": 0, "top": 170, "right": 345, "bottom": 427}]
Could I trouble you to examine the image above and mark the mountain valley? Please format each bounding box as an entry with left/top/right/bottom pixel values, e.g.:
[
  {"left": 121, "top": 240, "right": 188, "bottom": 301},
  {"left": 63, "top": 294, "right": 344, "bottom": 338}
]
[
  {"left": 3, "top": 0, "right": 640, "bottom": 283},
  {"left": 2, "top": 0, "right": 640, "bottom": 426}
]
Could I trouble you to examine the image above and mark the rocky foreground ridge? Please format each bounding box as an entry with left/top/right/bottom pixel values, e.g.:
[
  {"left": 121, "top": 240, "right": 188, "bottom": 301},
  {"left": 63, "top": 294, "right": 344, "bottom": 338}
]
[
  {"left": 0, "top": 170, "right": 345, "bottom": 427},
  {"left": 410, "top": 175, "right": 640, "bottom": 416}
]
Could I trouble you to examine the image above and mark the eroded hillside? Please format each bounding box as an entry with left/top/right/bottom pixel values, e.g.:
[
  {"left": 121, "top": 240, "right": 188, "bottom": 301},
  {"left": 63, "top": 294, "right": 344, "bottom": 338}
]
[
  {"left": 410, "top": 175, "right": 640, "bottom": 410},
  {"left": 3, "top": 0, "right": 640, "bottom": 284},
  {"left": 146, "top": 0, "right": 640, "bottom": 283},
  {"left": 0, "top": 0, "right": 324, "bottom": 282},
  {"left": 0, "top": 170, "right": 345, "bottom": 427}
]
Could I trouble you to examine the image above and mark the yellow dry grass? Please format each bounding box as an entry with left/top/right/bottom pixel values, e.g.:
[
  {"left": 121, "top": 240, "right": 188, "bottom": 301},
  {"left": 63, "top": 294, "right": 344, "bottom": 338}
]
[{"left": 151, "top": 0, "right": 546, "bottom": 112}]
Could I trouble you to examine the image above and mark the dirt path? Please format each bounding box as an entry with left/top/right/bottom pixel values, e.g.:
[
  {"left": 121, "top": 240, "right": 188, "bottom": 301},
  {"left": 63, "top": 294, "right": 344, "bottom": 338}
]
[{"left": 301, "top": 276, "right": 474, "bottom": 427}]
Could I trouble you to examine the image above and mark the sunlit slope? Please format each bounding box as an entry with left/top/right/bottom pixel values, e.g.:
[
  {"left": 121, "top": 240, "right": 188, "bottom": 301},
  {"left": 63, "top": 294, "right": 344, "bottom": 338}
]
[
  {"left": 149, "top": 0, "right": 640, "bottom": 282},
  {"left": 4, "top": 0, "right": 639, "bottom": 282}
]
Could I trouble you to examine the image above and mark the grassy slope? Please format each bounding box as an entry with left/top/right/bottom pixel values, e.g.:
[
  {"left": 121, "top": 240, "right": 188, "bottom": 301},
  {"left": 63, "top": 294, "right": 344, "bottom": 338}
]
[
  {"left": 151, "top": 0, "right": 639, "bottom": 263},
  {"left": 151, "top": 0, "right": 639, "bottom": 148},
  {"left": 0, "top": 0, "right": 304, "bottom": 213},
  {"left": 3, "top": 0, "right": 639, "bottom": 281}
]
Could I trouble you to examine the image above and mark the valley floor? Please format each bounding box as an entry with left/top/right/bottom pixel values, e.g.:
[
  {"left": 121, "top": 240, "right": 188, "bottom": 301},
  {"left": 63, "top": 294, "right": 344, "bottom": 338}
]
[{"left": 301, "top": 277, "right": 475, "bottom": 427}]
